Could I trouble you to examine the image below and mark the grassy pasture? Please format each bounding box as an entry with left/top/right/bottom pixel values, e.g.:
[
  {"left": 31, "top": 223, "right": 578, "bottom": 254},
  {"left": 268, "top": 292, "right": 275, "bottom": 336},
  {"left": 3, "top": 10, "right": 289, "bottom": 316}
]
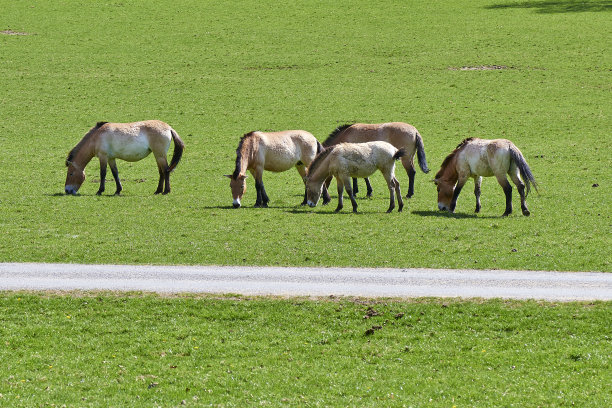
[
  {"left": 0, "top": 0, "right": 610, "bottom": 270},
  {"left": 0, "top": 293, "right": 610, "bottom": 407}
]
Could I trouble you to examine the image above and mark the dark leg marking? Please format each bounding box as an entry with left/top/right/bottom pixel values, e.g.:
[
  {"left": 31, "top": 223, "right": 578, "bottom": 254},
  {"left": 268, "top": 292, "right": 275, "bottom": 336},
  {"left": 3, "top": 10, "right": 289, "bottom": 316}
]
[{"left": 365, "top": 178, "right": 373, "bottom": 197}]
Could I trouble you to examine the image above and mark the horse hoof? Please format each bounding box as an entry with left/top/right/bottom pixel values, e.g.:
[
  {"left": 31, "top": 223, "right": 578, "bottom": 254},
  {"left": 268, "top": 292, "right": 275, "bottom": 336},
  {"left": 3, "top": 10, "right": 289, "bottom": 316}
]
[
  {"left": 502, "top": 212, "right": 511, "bottom": 217},
  {"left": 522, "top": 210, "right": 531, "bottom": 216}
]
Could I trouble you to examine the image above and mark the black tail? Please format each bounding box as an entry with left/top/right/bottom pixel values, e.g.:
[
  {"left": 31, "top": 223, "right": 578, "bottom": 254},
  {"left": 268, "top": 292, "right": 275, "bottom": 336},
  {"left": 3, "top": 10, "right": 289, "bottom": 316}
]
[
  {"left": 509, "top": 146, "right": 538, "bottom": 196},
  {"left": 393, "top": 148, "right": 406, "bottom": 160},
  {"left": 316, "top": 141, "right": 323, "bottom": 154},
  {"left": 415, "top": 131, "right": 429, "bottom": 173},
  {"left": 168, "top": 129, "right": 185, "bottom": 172}
]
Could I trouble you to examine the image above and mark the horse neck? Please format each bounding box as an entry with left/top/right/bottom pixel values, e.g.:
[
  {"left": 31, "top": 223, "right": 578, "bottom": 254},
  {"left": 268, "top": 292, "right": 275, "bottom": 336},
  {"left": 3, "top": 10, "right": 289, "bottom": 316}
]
[
  {"left": 236, "top": 137, "right": 256, "bottom": 176},
  {"left": 308, "top": 155, "right": 330, "bottom": 185},
  {"left": 71, "top": 136, "right": 96, "bottom": 169},
  {"left": 440, "top": 155, "right": 459, "bottom": 185}
]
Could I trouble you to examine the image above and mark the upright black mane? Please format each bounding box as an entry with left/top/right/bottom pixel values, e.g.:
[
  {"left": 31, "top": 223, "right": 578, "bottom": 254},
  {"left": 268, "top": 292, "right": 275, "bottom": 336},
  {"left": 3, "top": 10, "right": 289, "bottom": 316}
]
[
  {"left": 232, "top": 131, "right": 257, "bottom": 179},
  {"left": 434, "top": 137, "right": 474, "bottom": 179},
  {"left": 66, "top": 121, "right": 108, "bottom": 166},
  {"left": 322, "top": 124, "right": 353, "bottom": 147}
]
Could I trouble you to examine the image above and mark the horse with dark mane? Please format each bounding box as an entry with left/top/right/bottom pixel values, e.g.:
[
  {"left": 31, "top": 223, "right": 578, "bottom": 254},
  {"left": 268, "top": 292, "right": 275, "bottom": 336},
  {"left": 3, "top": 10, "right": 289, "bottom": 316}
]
[
  {"left": 306, "top": 141, "right": 405, "bottom": 213},
  {"left": 65, "top": 120, "right": 184, "bottom": 195},
  {"left": 322, "top": 122, "right": 429, "bottom": 198},
  {"left": 434, "top": 137, "right": 538, "bottom": 216},
  {"left": 225, "top": 130, "right": 330, "bottom": 208}
]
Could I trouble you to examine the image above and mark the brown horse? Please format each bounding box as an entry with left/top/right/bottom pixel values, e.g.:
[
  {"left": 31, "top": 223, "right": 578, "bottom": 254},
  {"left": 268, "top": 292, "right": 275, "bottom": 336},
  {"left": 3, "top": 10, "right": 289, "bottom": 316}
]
[
  {"left": 322, "top": 122, "right": 429, "bottom": 198},
  {"left": 225, "top": 130, "right": 330, "bottom": 208},
  {"left": 306, "top": 141, "right": 404, "bottom": 213},
  {"left": 434, "top": 138, "right": 538, "bottom": 216},
  {"left": 65, "top": 120, "right": 184, "bottom": 195}
]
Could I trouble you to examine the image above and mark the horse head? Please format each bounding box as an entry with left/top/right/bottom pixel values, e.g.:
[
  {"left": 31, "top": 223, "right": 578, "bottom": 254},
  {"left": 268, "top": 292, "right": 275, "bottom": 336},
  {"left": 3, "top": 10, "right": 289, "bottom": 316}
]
[
  {"left": 224, "top": 174, "right": 248, "bottom": 208},
  {"left": 65, "top": 161, "right": 85, "bottom": 195},
  {"left": 305, "top": 176, "right": 323, "bottom": 207},
  {"left": 433, "top": 178, "right": 454, "bottom": 212}
]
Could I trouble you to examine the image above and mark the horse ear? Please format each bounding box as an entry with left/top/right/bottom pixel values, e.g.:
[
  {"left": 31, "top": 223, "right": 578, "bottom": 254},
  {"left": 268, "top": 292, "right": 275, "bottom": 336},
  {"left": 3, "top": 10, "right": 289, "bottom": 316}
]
[
  {"left": 223, "top": 174, "right": 232, "bottom": 179},
  {"left": 432, "top": 178, "right": 439, "bottom": 185},
  {"left": 239, "top": 174, "right": 248, "bottom": 180}
]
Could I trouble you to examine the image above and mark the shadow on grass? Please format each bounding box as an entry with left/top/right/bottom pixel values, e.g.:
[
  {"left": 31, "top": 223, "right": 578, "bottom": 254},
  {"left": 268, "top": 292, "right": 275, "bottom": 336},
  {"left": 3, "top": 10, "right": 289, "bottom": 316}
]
[
  {"left": 412, "top": 210, "right": 494, "bottom": 219},
  {"left": 485, "top": 0, "right": 611, "bottom": 13}
]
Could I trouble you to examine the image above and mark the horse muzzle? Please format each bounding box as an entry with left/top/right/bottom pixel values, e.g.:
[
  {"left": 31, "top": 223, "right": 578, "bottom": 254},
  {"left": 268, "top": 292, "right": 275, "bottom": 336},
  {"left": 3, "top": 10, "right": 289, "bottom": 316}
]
[
  {"left": 438, "top": 203, "right": 450, "bottom": 212},
  {"left": 307, "top": 200, "right": 316, "bottom": 208},
  {"left": 65, "top": 186, "right": 78, "bottom": 196},
  {"left": 232, "top": 199, "right": 241, "bottom": 208}
]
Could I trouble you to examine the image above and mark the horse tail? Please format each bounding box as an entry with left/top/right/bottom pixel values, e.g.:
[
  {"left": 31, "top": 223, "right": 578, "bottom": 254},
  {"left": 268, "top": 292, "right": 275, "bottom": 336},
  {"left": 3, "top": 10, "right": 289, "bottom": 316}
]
[
  {"left": 168, "top": 129, "right": 185, "bottom": 172},
  {"left": 509, "top": 146, "right": 538, "bottom": 196},
  {"left": 393, "top": 148, "right": 406, "bottom": 161},
  {"left": 415, "top": 131, "right": 430, "bottom": 173}
]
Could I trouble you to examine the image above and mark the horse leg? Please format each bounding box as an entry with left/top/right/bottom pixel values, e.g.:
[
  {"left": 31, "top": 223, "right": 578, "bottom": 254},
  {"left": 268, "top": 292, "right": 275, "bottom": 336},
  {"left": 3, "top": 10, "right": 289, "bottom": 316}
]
[
  {"left": 394, "top": 177, "right": 404, "bottom": 212},
  {"left": 109, "top": 159, "right": 122, "bottom": 195},
  {"left": 385, "top": 178, "right": 396, "bottom": 213},
  {"left": 510, "top": 170, "right": 530, "bottom": 216},
  {"left": 352, "top": 178, "right": 359, "bottom": 196},
  {"left": 402, "top": 156, "right": 416, "bottom": 198},
  {"left": 449, "top": 178, "right": 468, "bottom": 213},
  {"left": 153, "top": 156, "right": 169, "bottom": 194},
  {"left": 474, "top": 176, "right": 482, "bottom": 213},
  {"left": 96, "top": 157, "right": 108, "bottom": 195},
  {"left": 296, "top": 165, "right": 308, "bottom": 206},
  {"left": 334, "top": 177, "right": 344, "bottom": 213},
  {"left": 496, "top": 175, "right": 513, "bottom": 216},
  {"left": 253, "top": 179, "right": 263, "bottom": 207},
  {"left": 323, "top": 176, "right": 333, "bottom": 205},
  {"left": 343, "top": 177, "right": 358, "bottom": 213},
  {"left": 365, "top": 178, "right": 373, "bottom": 198}
]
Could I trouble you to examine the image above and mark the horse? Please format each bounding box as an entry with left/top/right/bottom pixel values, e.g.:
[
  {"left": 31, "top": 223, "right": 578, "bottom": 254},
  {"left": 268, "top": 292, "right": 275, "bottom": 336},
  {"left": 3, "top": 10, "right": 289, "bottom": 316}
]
[
  {"left": 65, "top": 120, "right": 184, "bottom": 196},
  {"left": 433, "top": 137, "right": 538, "bottom": 216},
  {"left": 224, "top": 130, "right": 331, "bottom": 208},
  {"left": 306, "top": 141, "right": 405, "bottom": 213},
  {"left": 322, "top": 122, "right": 429, "bottom": 198}
]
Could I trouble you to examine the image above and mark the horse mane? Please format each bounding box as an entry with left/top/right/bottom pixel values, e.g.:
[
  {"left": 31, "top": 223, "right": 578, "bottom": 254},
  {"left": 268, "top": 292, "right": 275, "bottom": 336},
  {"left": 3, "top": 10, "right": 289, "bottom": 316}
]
[
  {"left": 232, "top": 131, "right": 257, "bottom": 179},
  {"left": 66, "top": 121, "right": 108, "bottom": 166},
  {"left": 322, "top": 124, "right": 353, "bottom": 147},
  {"left": 434, "top": 137, "right": 474, "bottom": 179},
  {"left": 307, "top": 145, "right": 336, "bottom": 176}
]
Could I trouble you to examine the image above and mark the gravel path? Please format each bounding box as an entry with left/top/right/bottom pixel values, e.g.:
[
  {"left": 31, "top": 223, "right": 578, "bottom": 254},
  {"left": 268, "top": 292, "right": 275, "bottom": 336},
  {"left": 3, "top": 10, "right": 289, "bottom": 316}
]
[{"left": 1, "top": 263, "right": 610, "bottom": 301}]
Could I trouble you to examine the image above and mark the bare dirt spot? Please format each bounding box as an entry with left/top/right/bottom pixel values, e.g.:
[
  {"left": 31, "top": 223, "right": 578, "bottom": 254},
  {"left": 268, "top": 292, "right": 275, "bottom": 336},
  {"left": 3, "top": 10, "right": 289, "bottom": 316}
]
[
  {"left": 1, "top": 29, "right": 30, "bottom": 36},
  {"left": 449, "top": 65, "right": 509, "bottom": 71}
]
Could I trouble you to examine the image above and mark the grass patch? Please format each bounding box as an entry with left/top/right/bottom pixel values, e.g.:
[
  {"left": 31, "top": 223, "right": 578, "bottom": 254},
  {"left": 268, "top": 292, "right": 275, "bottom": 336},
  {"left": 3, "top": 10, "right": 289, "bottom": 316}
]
[
  {"left": 0, "top": 0, "right": 609, "bottom": 271},
  {"left": 0, "top": 292, "right": 610, "bottom": 406}
]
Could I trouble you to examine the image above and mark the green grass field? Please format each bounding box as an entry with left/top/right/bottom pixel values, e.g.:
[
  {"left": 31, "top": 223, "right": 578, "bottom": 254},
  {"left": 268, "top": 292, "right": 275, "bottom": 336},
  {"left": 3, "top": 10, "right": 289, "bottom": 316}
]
[
  {"left": 0, "top": 0, "right": 609, "bottom": 271},
  {"left": 1, "top": 3, "right": 611, "bottom": 406},
  {"left": 1, "top": 293, "right": 610, "bottom": 407}
]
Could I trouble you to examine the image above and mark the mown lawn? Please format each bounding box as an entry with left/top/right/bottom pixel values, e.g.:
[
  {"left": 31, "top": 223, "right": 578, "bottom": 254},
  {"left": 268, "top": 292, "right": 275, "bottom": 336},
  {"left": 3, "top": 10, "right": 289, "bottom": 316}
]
[
  {"left": 0, "top": 293, "right": 610, "bottom": 407},
  {"left": 0, "top": 0, "right": 609, "bottom": 271}
]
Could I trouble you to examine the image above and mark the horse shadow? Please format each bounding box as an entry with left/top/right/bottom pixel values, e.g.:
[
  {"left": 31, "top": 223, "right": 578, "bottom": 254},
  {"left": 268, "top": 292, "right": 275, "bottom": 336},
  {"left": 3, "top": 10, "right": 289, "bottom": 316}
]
[
  {"left": 485, "top": 1, "right": 611, "bottom": 14},
  {"left": 412, "top": 210, "right": 501, "bottom": 219}
]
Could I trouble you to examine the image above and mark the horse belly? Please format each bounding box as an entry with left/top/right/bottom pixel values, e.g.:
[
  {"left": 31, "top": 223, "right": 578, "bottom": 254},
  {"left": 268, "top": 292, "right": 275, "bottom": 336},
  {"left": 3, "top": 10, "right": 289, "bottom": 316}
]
[
  {"left": 262, "top": 148, "right": 298, "bottom": 172},
  {"left": 107, "top": 134, "right": 152, "bottom": 162}
]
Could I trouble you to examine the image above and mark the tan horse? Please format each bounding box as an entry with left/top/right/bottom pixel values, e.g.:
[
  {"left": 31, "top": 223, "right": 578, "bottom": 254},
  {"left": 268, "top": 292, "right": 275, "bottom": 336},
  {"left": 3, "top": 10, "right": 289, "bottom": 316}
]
[
  {"left": 65, "top": 120, "right": 184, "bottom": 195},
  {"left": 322, "top": 122, "right": 429, "bottom": 198},
  {"left": 434, "top": 138, "right": 538, "bottom": 216},
  {"left": 225, "top": 130, "right": 330, "bottom": 208},
  {"left": 306, "top": 141, "right": 405, "bottom": 213}
]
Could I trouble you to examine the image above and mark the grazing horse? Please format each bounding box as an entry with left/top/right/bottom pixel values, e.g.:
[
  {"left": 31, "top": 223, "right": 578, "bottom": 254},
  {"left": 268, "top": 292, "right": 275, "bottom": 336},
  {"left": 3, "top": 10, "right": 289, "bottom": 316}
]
[
  {"left": 225, "top": 130, "right": 330, "bottom": 208},
  {"left": 434, "top": 138, "right": 538, "bottom": 216},
  {"left": 306, "top": 141, "right": 405, "bottom": 213},
  {"left": 65, "top": 120, "right": 184, "bottom": 195},
  {"left": 322, "top": 122, "right": 429, "bottom": 198}
]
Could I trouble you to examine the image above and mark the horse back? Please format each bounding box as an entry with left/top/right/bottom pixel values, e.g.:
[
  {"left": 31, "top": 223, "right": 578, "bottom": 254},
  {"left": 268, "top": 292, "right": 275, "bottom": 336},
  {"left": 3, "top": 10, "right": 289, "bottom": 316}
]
[
  {"left": 256, "top": 130, "right": 318, "bottom": 171},
  {"left": 341, "top": 122, "right": 418, "bottom": 151},
  {"left": 97, "top": 121, "right": 172, "bottom": 161}
]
